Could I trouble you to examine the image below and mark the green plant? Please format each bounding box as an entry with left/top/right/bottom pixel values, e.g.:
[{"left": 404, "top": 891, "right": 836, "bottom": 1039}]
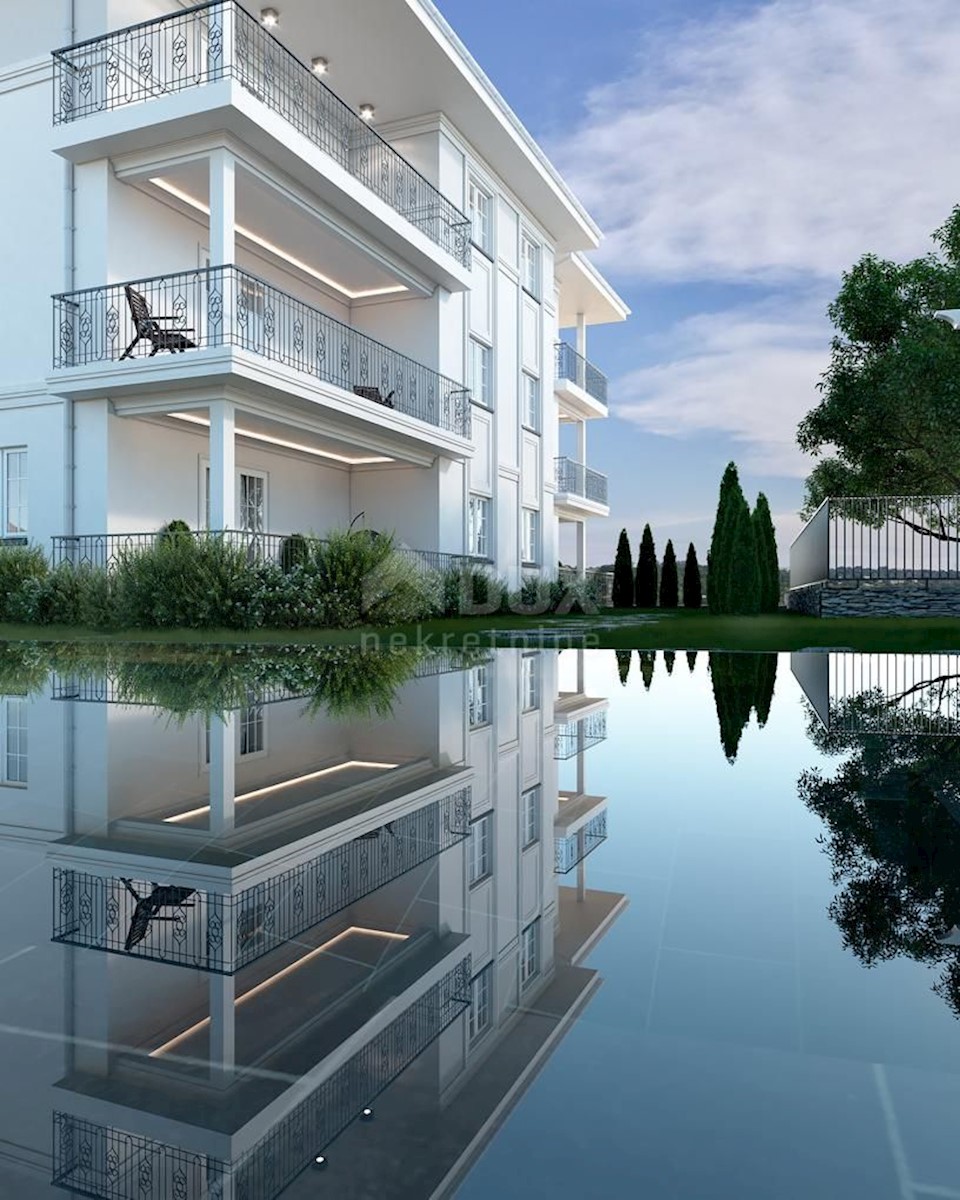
[
  {"left": 659, "top": 540, "right": 679, "bottom": 608},
  {"left": 635, "top": 524, "right": 658, "bottom": 607},
  {"left": 708, "top": 463, "right": 739, "bottom": 615},
  {"left": 0, "top": 546, "right": 47, "bottom": 620},
  {"left": 280, "top": 532, "right": 310, "bottom": 573},
  {"left": 310, "top": 530, "right": 437, "bottom": 627},
  {"left": 683, "top": 543, "right": 703, "bottom": 609},
  {"left": 161, "top": 519, "right": 192, "bottom": 535},
  {"left": 752, "top": 494, "right": 780, "bottom": 612},
  {"left": 612, "top": 529, "right": 634, "bottom": 608}
]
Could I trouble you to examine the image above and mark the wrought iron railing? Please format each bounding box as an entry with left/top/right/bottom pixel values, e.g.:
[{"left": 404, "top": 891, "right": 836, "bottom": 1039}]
[
  {"left": 52, "top": 265, "right": 472, "bottom": 436},
  {"left": 554, "top": 710, "right": 608, "bottom": 760},
  {"left": 52, "top": 788, "right": 471, "bottom": 972},
  {"left": 790, "top": 496, "right": 960, "bottom": 588},
  {"left": 555, "top": 810, "right": 608, "bottom": 874},
  {"left": 555, "top": 457, "right": 609, "bottom": 505},
  {"left": 554, "top": 342, "right": 608, "bottom": 405},
  {"left": 51, "top": 955, "right": 470, "bottom": 1200},
  {"left": 557, "top": 566, "right": 613, "bottom": 606},
  {"left": 51, "top": 1, "right": 471, "bottom": 266}
]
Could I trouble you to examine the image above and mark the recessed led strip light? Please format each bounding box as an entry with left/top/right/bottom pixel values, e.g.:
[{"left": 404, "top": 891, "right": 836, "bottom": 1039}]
[
  {"left": 149, "top": 178, "right": 407, "bottom": 300},
  {"left": 163, "top": 759, "right": 398, "bottom": 824},
  {"left": 149, "top": 926, "right": 409, "bottom": 1057},
  {"left": 165, "top": 412, "right": 393, "bottom": 466}
]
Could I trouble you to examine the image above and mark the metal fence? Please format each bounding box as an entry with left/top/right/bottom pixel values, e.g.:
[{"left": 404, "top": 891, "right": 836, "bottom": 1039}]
[
  {"left": 52, "top": 1, "right": 471, "bottom": 266},
  {"left": 52, "top": 788, "right": 471, "bottom": 973},
  {"left": 51, "top": 955, "right": 470, "bottom": 1200},
  {"left": 823, "top": 653, "right": 960, "bottom": 735},
  {"left": 554, "top": 342, "right": 608, "bottom": 405},
  {"left": 52, "top": 264, "right": 472, "bottom": 436},
  {"left": 555, "top": 456, "right": 609, "bottom": 505},
  {"left": 790, "top": 496, "right": 960, "bottom": 588},
  {"left": 555, "top": 810, "right": 608, "bottom": 874},
  {"left": 554, "top": 711, "right": 608, "bottom": 760}
]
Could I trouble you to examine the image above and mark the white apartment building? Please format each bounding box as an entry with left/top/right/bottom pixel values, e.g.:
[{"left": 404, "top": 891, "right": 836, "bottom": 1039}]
[{"left": 0, "top": 0, "right": 628, "bottom": 585}]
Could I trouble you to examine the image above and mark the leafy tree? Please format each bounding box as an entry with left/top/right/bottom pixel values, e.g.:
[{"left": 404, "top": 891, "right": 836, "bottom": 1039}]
[
  {"left": 612, "top": 530, "right": 634, "bottom": 608},
  {"left": 659, "top": 540, "right": 679, "bottom": 608},
  {"left": 639, "top": 650, "right": 656, "bottom": 691},
  {"left": 797, "top": 206, "right": 960, "bottom": 525},
  {"left": 686, "top": 649, "right": 698, "bottom": 673},
  {"left": 635, "top": 524, "right": 658, "bottom": 607},
  {"left": 708, "top": 464, "right": 740, "bottom": 614},
  {"left": 752, "top": 494, "right": 780, "bottom": 611},
  {"left": 664, "top": 649, "right": 676, "bottom": 675},
  {"left": 615, "top": 649, "right": 632, "bottom": 687},
  {"left": 682, "top": 543, "right": 702, "bottom": 609}
]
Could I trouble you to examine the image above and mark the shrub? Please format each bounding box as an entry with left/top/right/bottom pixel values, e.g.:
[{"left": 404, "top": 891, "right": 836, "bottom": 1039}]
[
  {"left": 280, "top": 532, "right": 310, "bottom": 573},
  {"left": 0, "top": 546, "right": 47, "bottom": 620},
  {"left": 442, "top": 565, "right": 505, "bottom": 616},
  {"left": 161, "top": 519, "right": 192, "bottom": 536},
  {"left": 309, "top": 530, "right": 438, "bottom": 627}
]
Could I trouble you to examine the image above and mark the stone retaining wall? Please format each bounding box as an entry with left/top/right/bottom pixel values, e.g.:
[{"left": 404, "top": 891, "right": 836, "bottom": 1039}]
[{"left": 787, "top": 578, "right": 960, "bottom": 617}]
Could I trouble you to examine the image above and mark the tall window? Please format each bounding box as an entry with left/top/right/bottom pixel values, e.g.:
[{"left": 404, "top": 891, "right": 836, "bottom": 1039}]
[
  {"left": 469, "top": 963, "right": 493, "bottom": 1042},
  {"left": 468, "top": 179, "right": 492, "bottom": 255},
  {"left": 522, "top": 374, "right": 540, "bottom": 432},
  {"left": 468, "top": 495, "right": 491, "bottom": 559},
  {"left": 468, "top": 665, "right": 490, "bottom": 727},
  {"left": 521, "top": 919, "right": 541, "bottom": 988},
  {"left": 239, "top": 472, "right": 265, "bottom": 534},
  {"left": 0, "top": 697, "right": 26, "bottom": 785},
  {"left": 469, "top": 338, "right": 492, "bottom": 409},
  {"left": 520, "top": 234, "right": 540, "bottom": 298},
  {"left": 469, "top": 813, "right": 492, "bottom": 885},
  {"left": 2, "top": 449, "right": 27, "bottom": 536},
  {"left": 522, "top": 509, "right": 540, "bottom": 565},
  {"left": 521, "top": 654, "right": 540, "bottom": 711},
  {"left": 522, "top": 786, "right": 541, "bottom": 849},
  {"left": 239, "top": 703, "right": 265, "bottom": 757}
]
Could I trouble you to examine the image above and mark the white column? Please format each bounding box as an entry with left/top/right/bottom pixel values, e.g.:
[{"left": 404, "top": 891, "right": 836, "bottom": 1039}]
[
  {"left": 209, "top": 149, "right": 236, "bottom": 266},
  {"left": 209, "top": 974, "right": 236, "bottom": 1082},
  {"left": 575, "top": 521, "right": 587, "bottom": 581},
  {"left": 575, "top": 312, "right": 587, "bottom": 360},
  {"left": 576, "top": 418, "right": 587, "bottom": 466},
  {"left": 209, "top": 711, "right": 236, "bottom": 835},
  {"left": 209, "top": 400, "right": 235, "bottom": 531}
]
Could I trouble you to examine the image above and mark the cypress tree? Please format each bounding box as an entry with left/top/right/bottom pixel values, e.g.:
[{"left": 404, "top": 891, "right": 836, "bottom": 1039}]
[
  {"left": 682, "top": 542, "right": 702, "bottom": 608},
  {"left": 686, "top": 650, "right": 698, "bottom": 673},
  {"left": 727, "top": 492, "right": 760, "bottom": 615},
  {"left": 664, "top": 649, "right": 676, "bottom": 675},
  {"left": 709, "top": 652, "right": 757, "bottom": 762},
  {"left": 752, "top": 493, "right": 780, "bottom": 612},
  {"left": 615, "top": 649, "right": 632, "bottom": 687},
  {"left": 753, "top": 654, "right": 778, "bottom": 726},
  {"left": 659, "top": 540, "right": 679, "bottom": 608},
  {"left": 639, "top": 650, "right": 656, "bottom": 691},
  {"left": 708, "top": 464, "right": 740, "bottom": 614},
  {"left": 612, "top": 529, "right": 634, "bottom": 608},
  {"left": 635, "top": 524, "right": 658, "bottom": 607}
]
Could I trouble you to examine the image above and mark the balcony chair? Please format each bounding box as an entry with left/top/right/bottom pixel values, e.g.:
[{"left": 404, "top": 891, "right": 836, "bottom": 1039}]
[
  {"left": 352, "top": 385, "right": 395, "bottom": 409},
  {"left": 120, "top": 286, "right": 197, "bottom": 360},
  {"left": 121, "top": 879, "right": 197, "bottom": 952}
]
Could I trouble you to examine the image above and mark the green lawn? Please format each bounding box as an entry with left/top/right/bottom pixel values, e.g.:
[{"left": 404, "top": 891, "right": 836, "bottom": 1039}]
[{"left": 1, "top": 608, "right": 959, "bottom": 652}]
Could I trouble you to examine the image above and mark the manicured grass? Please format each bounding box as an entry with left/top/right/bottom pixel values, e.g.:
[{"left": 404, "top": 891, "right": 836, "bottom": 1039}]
[{"left": 1, "top": 607, "right": 959, "bottom": 652}]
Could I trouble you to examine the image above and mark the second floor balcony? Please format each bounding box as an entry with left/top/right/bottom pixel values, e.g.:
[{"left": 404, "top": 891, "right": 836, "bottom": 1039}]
[
  {"left": 555, "top": 456, "right": 609, "bottom": 515},
  {"left": 555, "top": 342, "right": 608, "bottom": 418}
]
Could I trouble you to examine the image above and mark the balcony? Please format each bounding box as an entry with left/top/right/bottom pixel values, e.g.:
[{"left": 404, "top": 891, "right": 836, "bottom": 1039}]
[
  {"left": 51, "top": 265, "right": 472, "bottom": 448},
  {"left": 554, "top": 793, "right": 609, "bottom": 874},
  {"left": 554, "top": 456, "right": 609, "bottom": 517},
  {"left": 51, "top": 2, "right": 471, "bottom": 282},
  {"left": 555, "top": 342, "right": 608, "bottom": 419}
]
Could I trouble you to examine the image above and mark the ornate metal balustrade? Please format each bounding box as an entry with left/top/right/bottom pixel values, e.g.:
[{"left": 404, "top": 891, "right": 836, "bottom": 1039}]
[
  {"left": 52, "top": 265, "right": 472, "bottom": 437},
  {"left": 52, "top": 2, "right": 471, "bottom": 266},
  {"left": 52, "top": 955, "right": 471, "bottom": 1200},
  {"left": 555, "top": 456, "right": 609, "bottom": 505},
  {"left": 554, "top": 711, "right": 608, "bottom": 760},
  {"left": 555, "top": 810, "right": 608, "bottom": 874},
  {"left": 52, "top": 788, "right": 471, "bottom": 972},
  {"left": 554, "top": 342, "right": 608, "bottom": 405}
]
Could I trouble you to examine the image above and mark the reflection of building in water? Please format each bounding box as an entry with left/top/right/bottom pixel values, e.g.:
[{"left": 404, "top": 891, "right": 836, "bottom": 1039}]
[
  {"left": 0, "top": 650, "right": 625, "bottom": 1199},
  {"left": 791, "top": 651, "right": 960, "bottom": 734}
]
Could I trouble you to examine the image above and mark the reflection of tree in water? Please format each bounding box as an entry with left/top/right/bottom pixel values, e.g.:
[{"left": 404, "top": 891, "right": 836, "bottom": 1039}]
[
  {"left": 686, "top": 650, "right": 698, "bottom": 674},
  {"left": 708, "top": 653, "right": 778, "bottom": 762},
  {"left": 800, "top": 693, "right": 960, "bottom": 1017},
  {"left": 639, "top": 650, "right": 655, "bottom": 691},
  {"left": 664, "top": 650, "right": 676, "bottom": 675},
  {"left": 615, "top": 650, "right": 632, "bottom": 687}
]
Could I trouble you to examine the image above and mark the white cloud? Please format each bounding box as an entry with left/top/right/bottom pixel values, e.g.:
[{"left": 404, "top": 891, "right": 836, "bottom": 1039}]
[{"left": 556, "top": 0, "right": 960, "bottom": 284}]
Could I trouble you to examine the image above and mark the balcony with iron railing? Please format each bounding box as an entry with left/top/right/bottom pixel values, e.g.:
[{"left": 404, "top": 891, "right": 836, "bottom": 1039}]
[
  {"left": 51, "top": 1, "right": 471, "bottom": 272},
  {"left": 555, "top": 456, "right": 609, "bottom": 511},
  {"left": 51, "top": 264, "right": 472, "bottom": 443},
  {"left": 554, "top": 342, "right": 608, "bottom": 415}
]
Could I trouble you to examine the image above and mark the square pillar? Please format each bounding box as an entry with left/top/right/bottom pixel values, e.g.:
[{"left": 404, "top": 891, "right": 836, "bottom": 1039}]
[
  {"left": 575, "top": 521, "right": 586, "bottom": 581},
  {"left": 209, "top": 400, "right": 236, "bottom": 531},
  {"left": 575, "top": 418, "right": 587, "bottom": 466},
  {"left": 209, "top": 974, "right": 236, "bottom": 1082},
  {"left": 575, "top": 312, "right": 587, "bottom": 360},
  {"left": 209, "top": 711, "right": 236, "bottom": 835},
  {"left": 209, "top": 149, "right": 236, "bottom": 266}
]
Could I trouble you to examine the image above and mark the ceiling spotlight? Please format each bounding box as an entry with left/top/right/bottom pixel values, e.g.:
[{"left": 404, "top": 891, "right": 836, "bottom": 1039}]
[
  {"left": 313, "top": 1155, "right": 328, "bottom": 1171},
  {"left": 358, "top": 103, "right": 375, "bottom": 121},
  {"left": 259, "top": 7, "right": 279, "bottom": 27},
  {"left": 360, "top": 1107, "right": 374, "bottom": 1121},
  {"left": 311, "top": 56, "right": 328, "bottom": 75}
]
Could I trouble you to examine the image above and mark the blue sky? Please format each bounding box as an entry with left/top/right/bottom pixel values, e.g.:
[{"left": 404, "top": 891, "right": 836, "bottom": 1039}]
[{"left": 437, "top": 0, "right": 960, "bottom": 566}]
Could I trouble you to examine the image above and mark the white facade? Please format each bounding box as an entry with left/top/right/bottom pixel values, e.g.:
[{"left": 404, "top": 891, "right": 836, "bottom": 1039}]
[{"left": 0, "top": 0, "right": 627, "bottom": 585}]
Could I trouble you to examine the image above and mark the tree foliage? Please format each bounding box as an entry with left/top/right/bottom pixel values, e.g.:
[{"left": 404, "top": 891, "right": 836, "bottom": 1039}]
[
  {"left": 639, "top": 649, "right": 656, "bottom": 691},
  {"left": 615, "top": 649, "right": 632, "bottom": 687},
  {"left": 612, "top": 529, "right": 634, "bottom": 608},
  {"left": 708, "top": 464, "right": 740, "bottom": 614},
  {"left": 635, "top": 524, "right": 658, "bottom": 608},
  {"left": 708, "top": 652, "right": 778, "bottom": 762},
  {"left": 659, "top": 540, "right": 679, "bottom": 608},
  {"left": 682, "top": 542, "right": 702, "bottom": 609},
  {"left": 752, "top": 494, "right": 780, "bottom": 612},
  {"left": 664, "top": 649, "right": 676, "bottom": 675}
]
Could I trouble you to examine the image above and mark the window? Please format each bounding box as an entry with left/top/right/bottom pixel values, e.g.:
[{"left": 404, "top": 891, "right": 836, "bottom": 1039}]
[
  {"left": 468, "top": 179, "right": 492, "bottom": 255},
  {"left": 522, "top": 509, "right": 540, "bottom": 565},
  {"left": 522, "top": 374, "right": 540, "bottom": 432},
  {"left": 0, "top": 697, "right": 26, "bottom": 785},
  {"left": 522, "top": 786, "right": 541, "bottom": 849},
  {"left": 2, "top": 449, "right": 27, "bottom": 536},
  {"left": 468, "top": 964, "right": 493, "bottom": 1042},
  {"left": 468, "top": 665, "right": 490, "bottom": 727},
  {"left": 239, "top": 703, "right": 265, "bottom": 757},
  {"left": 521, "top": 234, "right": 540, "bottom": 298},
  {"left": 521, "top": 654, "right": 540, "bottom": 712},
  {"left": 468, "top": 495, "right": 491, "bottom": 559},
  {"left": 469, "top": 337, "right": 492, "bottom": 408},
  {"left": 469, "top": 813, "right": 492, "bottom": 885},
  {"left": 521, "top": 919, "right": 541, "bottom": 988},
  {"left": 203, "top": 467, "right": 267, "bottom": 532}
]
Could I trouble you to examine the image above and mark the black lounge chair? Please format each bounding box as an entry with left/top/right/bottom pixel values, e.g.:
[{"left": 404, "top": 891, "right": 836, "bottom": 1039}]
[
  {"left": 352, "top": 385, "right": 395, "bottom": 409},
  {"left": 122, "top": 879, "right": 197, "bottom": 951},
  {"left": 120, "top": 286, "right": 197, "bottom": 360}
]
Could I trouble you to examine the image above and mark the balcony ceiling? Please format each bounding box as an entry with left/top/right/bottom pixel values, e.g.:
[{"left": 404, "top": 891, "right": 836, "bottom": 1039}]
[
  {"left": 251, "top": 0, "right": 599, "bottom": 252},
  {"left": 556, "top": 253, "right": 630, "bottom": 329}
]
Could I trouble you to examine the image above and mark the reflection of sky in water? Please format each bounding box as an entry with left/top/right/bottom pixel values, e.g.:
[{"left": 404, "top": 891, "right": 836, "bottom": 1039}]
[{"left": 459, "top": 650, "right": 960, "bottom": 1200}]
